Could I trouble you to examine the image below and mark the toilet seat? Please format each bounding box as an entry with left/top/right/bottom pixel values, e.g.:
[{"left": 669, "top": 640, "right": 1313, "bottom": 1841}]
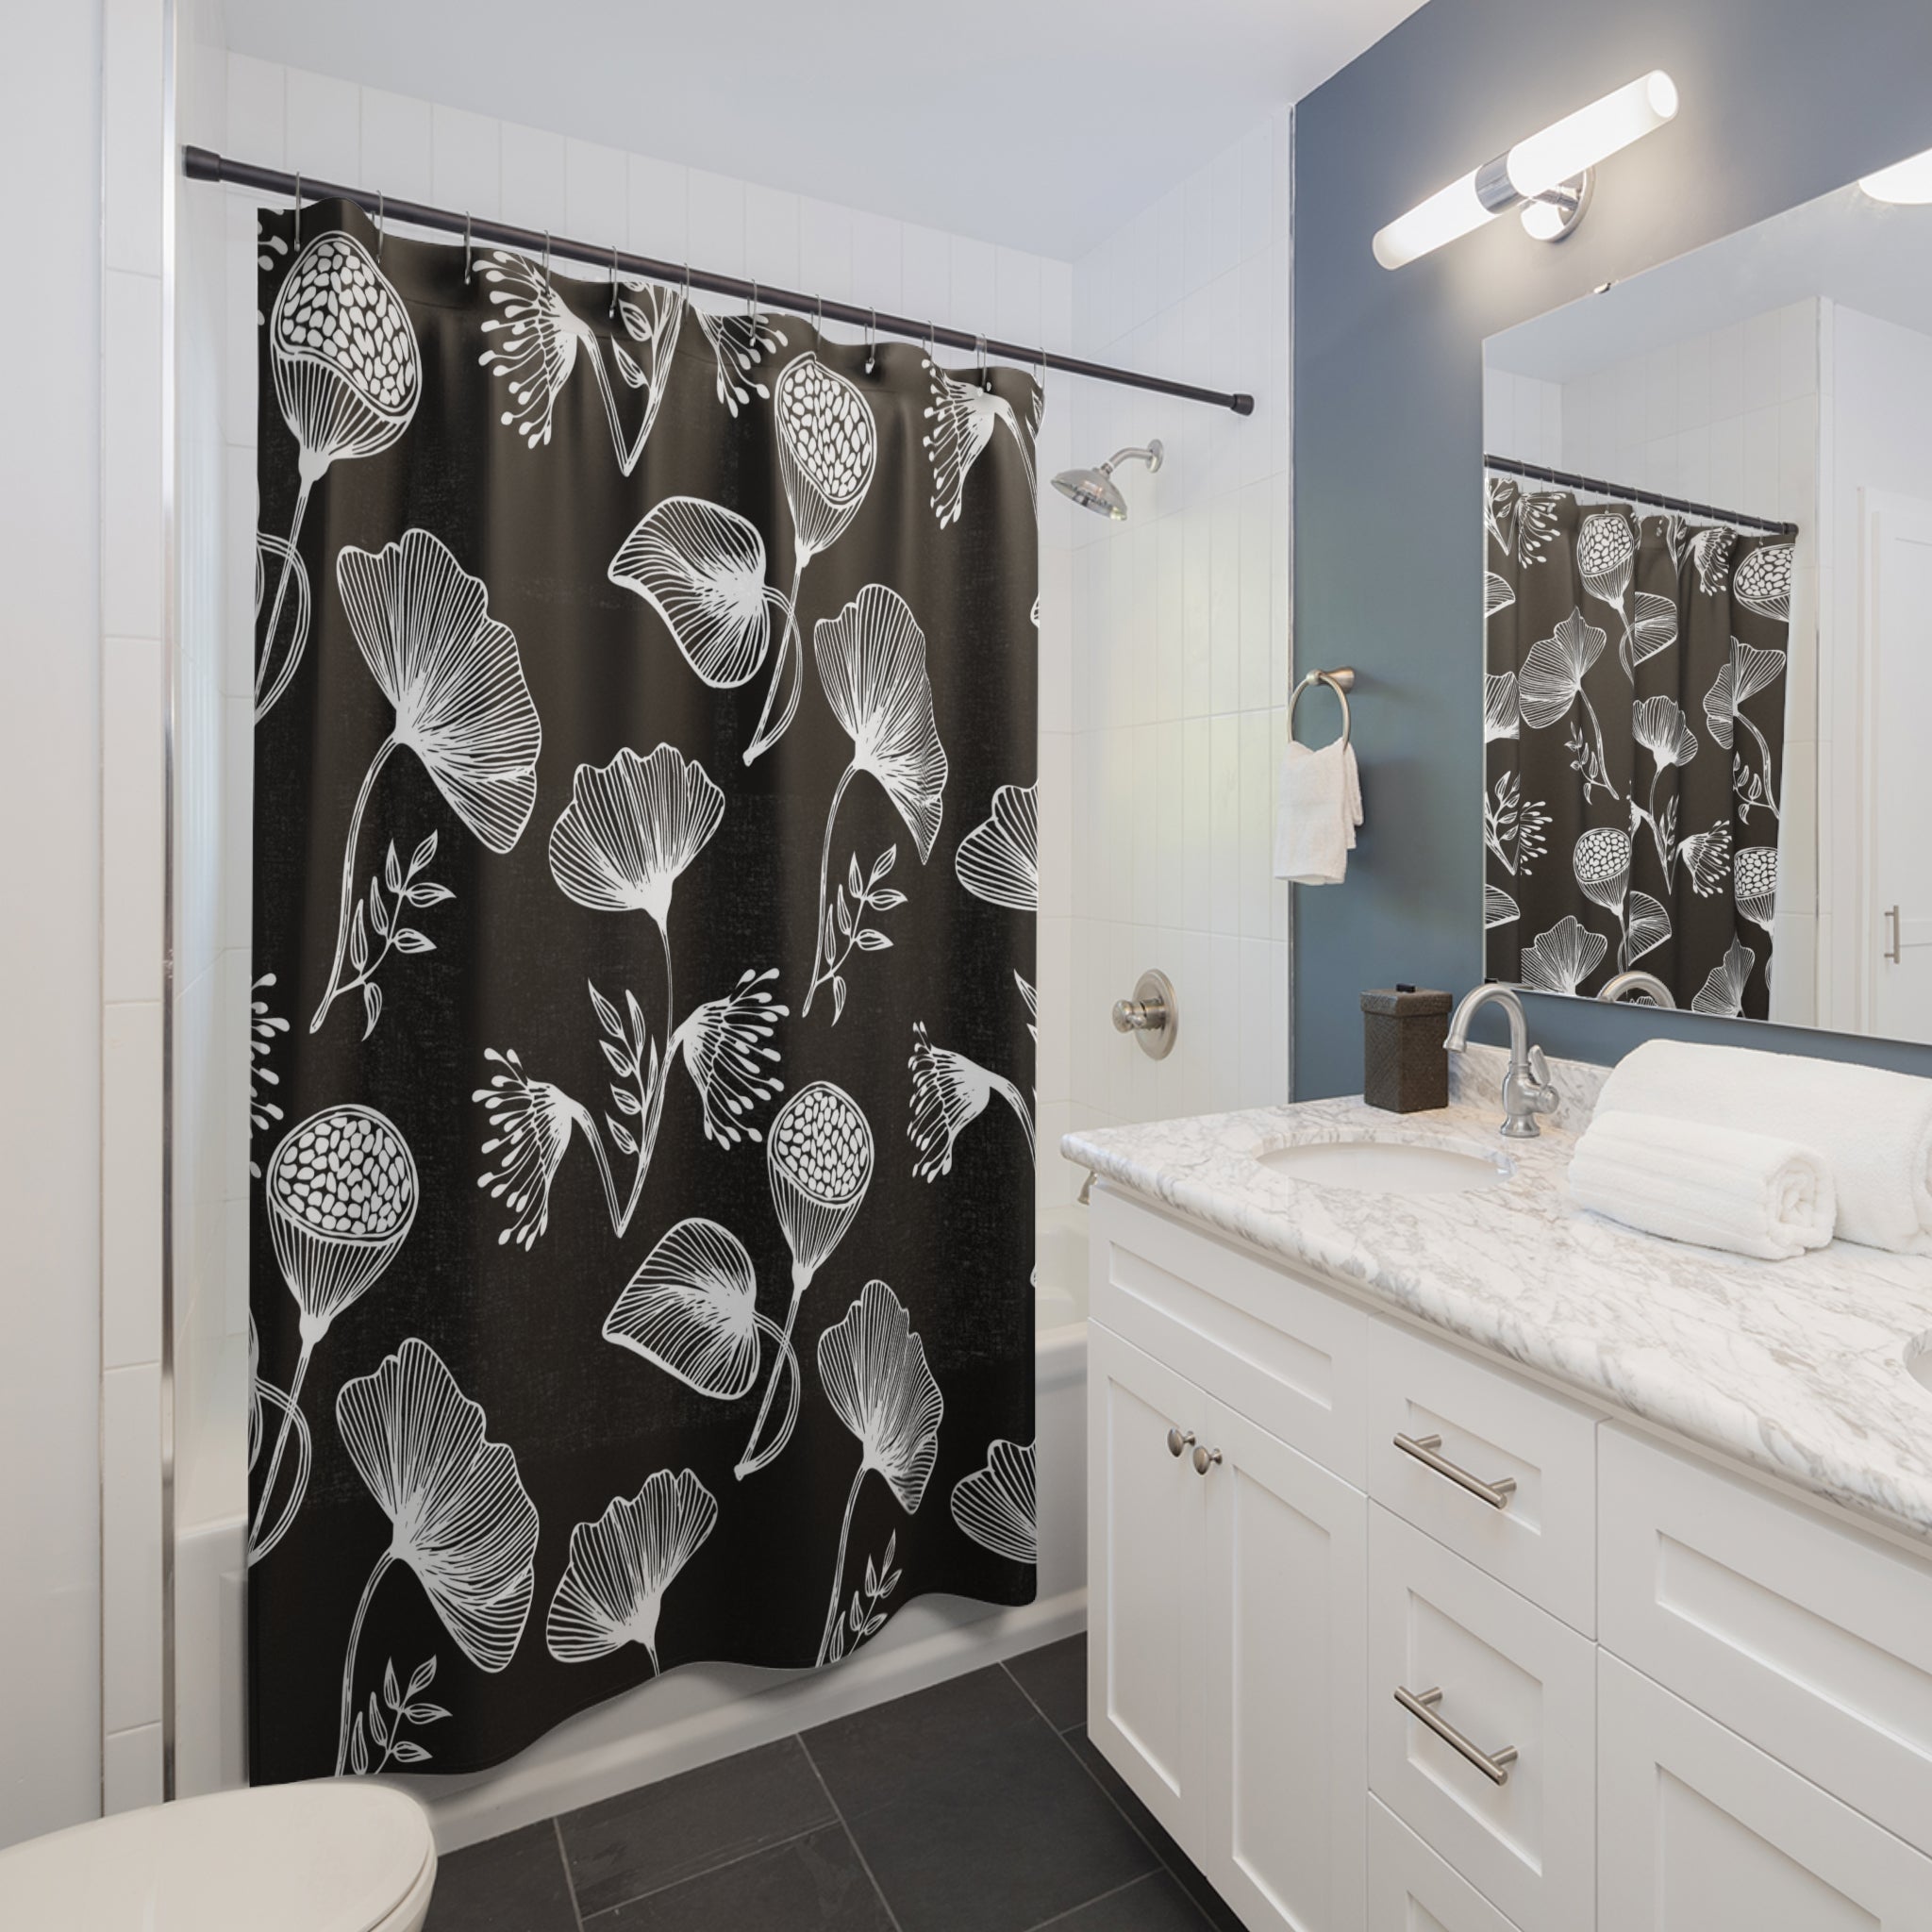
[{"left": 0, "top": 1781, "right": 436, "bottom": 1932}]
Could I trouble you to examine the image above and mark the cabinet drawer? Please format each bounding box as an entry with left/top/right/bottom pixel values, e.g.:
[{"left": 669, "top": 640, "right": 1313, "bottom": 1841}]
[
  {"left": 1599, "top": 1423, "right": 1932, "bottom": 1859},
  {"left": 1367, "top": 1796, "right": 1522, "bottom": 1932},
  {"left": 1366, "top": 1316, "right": 1597, "bottom": 1634},
  {"left": 1091, "top": 1191, "right": 1367, "bottom": 1483},
  {"left": 1369, "top": 1507, "right": 1594, "bottom": 1932},
  {"left": 1599, "top": 1652, "right": 1932, "bottom": 1931}
]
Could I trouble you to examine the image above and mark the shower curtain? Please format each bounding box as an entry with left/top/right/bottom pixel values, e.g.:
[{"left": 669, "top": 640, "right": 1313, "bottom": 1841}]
[
  {"left": 246, "top": 203, "right": 1040, "bottom": 1783},
  {"left": 1482, "top": 477, "right": 1793, "bottom": 1018}
]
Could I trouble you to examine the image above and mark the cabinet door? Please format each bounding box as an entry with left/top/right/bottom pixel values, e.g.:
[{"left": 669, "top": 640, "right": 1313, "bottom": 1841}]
[
  {"left": 1367, "top": 1796, "right": 1521, "bottom": 1932},
  {"left": 1088, "top": 1323, "right": 1210, "bottom": 1848},
  {"left": 1200, "top": 1391, "right": 1367, "bottom": 1932},
  {"left": 1600, "top": 1653, "right": 1932, "bottom": 1931}
]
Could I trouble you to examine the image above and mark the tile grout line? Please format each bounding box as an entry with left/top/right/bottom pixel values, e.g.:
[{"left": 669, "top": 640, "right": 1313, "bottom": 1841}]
[
  {"left": 795, "top": 1729, "right": 908, "bottom": 1932},
  {"left": 1019, "top": 1871, "right": 1160, "bottom": 1932},
  {"left": 552, "top": 1816, "right": 587, "bottom": 1931},
  {"left": 567, "top": 1815, "right": 841, "bottom": 1924}
]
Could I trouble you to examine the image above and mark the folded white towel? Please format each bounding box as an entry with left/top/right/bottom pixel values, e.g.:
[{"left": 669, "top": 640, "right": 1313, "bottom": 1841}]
[
  {"left": 1595, "top": 1039, "right": 1932, "bottom": 1256},
  {"left": 1568, "top": 1112, "right": 1835, "bottom": 1260},
  {"left": 1274, "top": 740, "right": 1363, "bottom": 885}
]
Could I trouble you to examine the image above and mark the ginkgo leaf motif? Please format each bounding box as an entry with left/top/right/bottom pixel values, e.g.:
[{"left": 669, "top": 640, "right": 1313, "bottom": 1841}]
[
  {"left": 1625, "top": 591, "right": 1679, "bottom": 675},
  {"left": 1624, "top": 889, "right": 1672, "bottom": 965},
  {"left": 1521, "top": 915, "right": 1608, "bottom": 995},
  {"left": 1690, "top": 937, "right": 1757, "bottom": 1017},
  {"left": 260, "top": 227, "right": 420, "bottom": 720},
  {"left": 1484, "top": 571, "right": 1516, "bottom": 621},
  {"left": 254, "top": 530, "right": 312, "bottom": 723},
  {"left": 608, "top": 496, "right": 787, "bottom": 690},
  {"left": 314, "top": 530, "right": 542, "bottom": 1033},
  {"left": 806, "top": 586, "right": 950, "bottom": 1018},
  {"left": 951, "top": 1439, "right": 1036, "bottom": 1564},
  {"left": 333, "top": 1339, "right": 540, "bottom": 1774},
  {"left": 908, "top": 1024, "right": 1034, "bottom": 1180},
  {"left": 923, "top": 359, "right": 1036, "bottom": 525},
  {"left": 545, "top": 1469, "right": 718, "bottom": 1672},
  {"left": 815, "top": 1280, "right": 943, "bottom": 1663},
  {"left": 1483, "top": 672, "right": 1520, "bottom": 742},
  {"left": 1633, "top": 695, "right": 1698, "bottom": 771},
  {"left": 1734, "top": 541, "right": 1793, "bottom": 621},
  {"left": 955, "top": 783, "right": 1038, "bottom": 910},
  {"left": 1518, "top": 608, "right": 1616, "bottom": 799},
  {"left": 1484, "top": 885, "right": 1520, "bottom": 930},
  {"left": 1703, "top": 639, "right": 1785, "bottom": 822}
]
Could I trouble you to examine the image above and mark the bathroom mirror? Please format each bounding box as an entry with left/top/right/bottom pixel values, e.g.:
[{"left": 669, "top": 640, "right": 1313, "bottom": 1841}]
[{"left": 1481, "top": 146, "right": 1932, "bottom": 1044}]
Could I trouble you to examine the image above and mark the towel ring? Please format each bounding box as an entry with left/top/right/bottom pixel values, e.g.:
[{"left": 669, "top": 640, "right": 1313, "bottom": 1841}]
[{"left": 1287, "top": 666, "right": 1356, "bottom": 750}]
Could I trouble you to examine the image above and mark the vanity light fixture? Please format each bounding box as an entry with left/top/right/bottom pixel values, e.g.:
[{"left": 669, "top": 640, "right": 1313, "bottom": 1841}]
[
  {"left": 1859, "top": 146, "right": 1932, "bottom": 204},
  {"left": 1372, "top": 70, "right": 1679, "bottom": 270}
]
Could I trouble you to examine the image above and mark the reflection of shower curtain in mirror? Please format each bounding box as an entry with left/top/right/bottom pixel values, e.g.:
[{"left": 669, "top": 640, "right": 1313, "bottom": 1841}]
[
  {"left": 246, "top": 203, "right": 1040, "bottom": 1783},
  {"left": 1483, "top": 478, "right": 1793, "bottom": 1018}
]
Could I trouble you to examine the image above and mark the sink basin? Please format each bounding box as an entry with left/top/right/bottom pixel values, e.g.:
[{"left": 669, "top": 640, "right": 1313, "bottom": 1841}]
[{"left": 1254, "top": 1137, "right": 1511, "bottom": 1196}]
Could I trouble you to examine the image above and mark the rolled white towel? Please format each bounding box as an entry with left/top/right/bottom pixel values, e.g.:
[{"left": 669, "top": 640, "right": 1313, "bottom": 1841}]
[
  {"left": 1568, "top": 1113, "right": 1835, "bottom": 1260},
  {"left": 1594, "top": 1039, "right": 1932, "bottom": 1256}
]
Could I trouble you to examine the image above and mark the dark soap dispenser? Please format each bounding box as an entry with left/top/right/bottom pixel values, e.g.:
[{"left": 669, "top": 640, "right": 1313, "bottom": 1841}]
[{"left": 1360, "top": 984, "right": 1452, "bottom": 1113}]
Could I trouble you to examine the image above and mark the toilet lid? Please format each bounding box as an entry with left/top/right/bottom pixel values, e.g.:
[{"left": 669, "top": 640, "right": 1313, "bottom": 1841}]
[{"left": 0, "top": 1782, "right": 435, "bottom": 1932}]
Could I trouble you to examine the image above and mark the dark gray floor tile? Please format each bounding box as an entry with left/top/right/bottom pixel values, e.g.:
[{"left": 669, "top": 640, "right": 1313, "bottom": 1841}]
[
  {"left": 1038, "top": 1872, "right": 1213, "bottom": 1931},
  {"left": 1065, "top": 1730, "right": 1243, "bottom": 1932},
  {"left": 805, "top": 1676, "right": 1158, "bottom": 1932},
  {"left": 587, "top": 1823, "right": 893, "bottom": 1932},
  {"left": 425, "top": 1821, "right": 577, "bottom": 1932},
  {"left": 558, "top": 1736, "right": 838, "bottom": 1916},
  {"left": 1004, "top": 1635, "right": 1088, "bottom": 1733}
]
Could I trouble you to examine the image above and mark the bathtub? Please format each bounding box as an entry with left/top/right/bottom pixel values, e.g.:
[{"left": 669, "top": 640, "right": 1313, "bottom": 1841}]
[{"left": 176, "top": 1208, "right": 1092, "bottom": 1848}]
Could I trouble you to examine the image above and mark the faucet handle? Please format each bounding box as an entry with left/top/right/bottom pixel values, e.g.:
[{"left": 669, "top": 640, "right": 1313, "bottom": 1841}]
[
  {"left": 1527, "top": 1044, "right": 1550, "bottom": 1085},
  {"left": 1525, "top": 1045, "right": 1559, "bottom": 1113}
]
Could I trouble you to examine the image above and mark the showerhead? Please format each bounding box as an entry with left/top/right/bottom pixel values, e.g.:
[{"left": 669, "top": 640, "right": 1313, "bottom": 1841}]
[{"left": 1052, "top": 440, "right": 1164, "bottom": 519}]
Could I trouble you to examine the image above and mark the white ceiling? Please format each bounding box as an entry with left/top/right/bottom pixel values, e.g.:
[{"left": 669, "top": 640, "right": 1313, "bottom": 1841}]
[
  {"left": 1490, "top": 176, "right": 1932, "bottom": 383},
  {"left": 222, "top": 0, "right": 1425, "bottom": 259}
]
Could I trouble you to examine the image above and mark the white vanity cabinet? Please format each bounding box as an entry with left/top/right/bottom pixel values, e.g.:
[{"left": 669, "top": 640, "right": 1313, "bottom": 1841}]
[{"left": 1085, "top": 1185, "right": 1932, "bottom": 1932}]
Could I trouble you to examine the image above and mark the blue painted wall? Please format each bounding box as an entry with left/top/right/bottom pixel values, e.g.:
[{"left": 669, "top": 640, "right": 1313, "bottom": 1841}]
[{"left": 1291, "top": 0, "right": 1932, "bottom": 1094}]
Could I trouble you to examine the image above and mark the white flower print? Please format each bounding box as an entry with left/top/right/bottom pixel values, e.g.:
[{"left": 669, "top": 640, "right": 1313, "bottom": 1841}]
[
  {"left": 694, "top": 308, "right": 788, "bottom": 416},
  {"left": 1483, "top": 672, "right": 1520, "bottom": 743},
  {"left": 247, "top": 974, "right": 289, "bottom": 1175},
  {"left": 951, "top": 1439, "right": 1036, "bottom": 1565},
  {"left": 806, "top": 586, "right": 948, "bottom": 1021},
  {"left": 252, "top": 1107, "right": 418, "bottom": 1561},
  {"left": 1690, "top": 937, "right": 1757, "bottom": 1017},
  {"left": 1704, "top": 638, "right": 1785, "bottom": 822},
  {"left": 1734, "top": 542, "right": 1793, "bottom": 622},
  {"left": 815, "top": 1280, "right": 943, "bottom": 1664},
  {"left": 1521, "top": 914, "right": 1608, "bottom": 995},
  {"left": 1735, "top": 845, "right": 1778, "bottom": 936},
  {"left": 259, "top": 229, "right": 420, "bottom": 720},
  {"left": 545, "top": 1470, "right": 718, "bottom": 1673},
  {"left": 954, "top": 783, "right": 1038, "bottom": 911},
  {"left": 316, "top": 530, "right": 541, "bottom": 1036},
  {"left": 737, "top": 1082, "right": 874, "bottom": 1480},
  {"left": 744, "top": 357, "right": 878, "bottom": 764},
  {"left": 1484, "top": 885, "right": 1520, "bottom": 930},
  {"left": 1519, "top": 608, "right": 1618, "bottom": 802},
  {"left": 608, "top": 496, "right": 786, "bottom": 690},
  {"left": 922, "top": 360, "right": 1036, "bottom": 525},
  {"left": 333, "top": 1339, "right": 540, "bottom": 1774},
  {"left": 908, "top": 1024, "right": 1035, "bottom": 1181}
]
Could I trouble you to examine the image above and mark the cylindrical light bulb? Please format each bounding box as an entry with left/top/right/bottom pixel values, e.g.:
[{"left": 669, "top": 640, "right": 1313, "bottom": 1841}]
[
  {"left": 1507, "top": 70, "right": 1678, "bottom": 202},
  {"left": 1372, "top": 168, "right": 1493, "bottom": 271},
  {"left": 1860, "top": 147, "right": 1932, "bottom": 205}
]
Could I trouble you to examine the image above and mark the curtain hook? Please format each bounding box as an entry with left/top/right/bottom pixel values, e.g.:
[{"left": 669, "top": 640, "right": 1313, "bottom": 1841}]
[
  {"left": 975, "top": 332, "right": 990, "bottom": 391},
  {"left": 541, "top": 230, "right": 551, "bottom": 288},
  {"left": 609, "top": 240, "right": 622, "bottom": 318},
  {"left": 865, "top": 308, "right": 877, "bottom": 376},
  {"left": 1035, "top": 343, "right": 1048, "bottom": 395},
  {"left": 925, "top": 320, "right": 938, "bottom": 366},
  {"left": 814, "top": 291, "right": 824, "bottom": 341},
  {"left": 462, "top": 210, "right": 473, "bottom": 283},
  {"left": 291, "top": 172, "right": 301, "bottom": 251},
  {"left": 747, "top": 278, "right": 759, "bottom": 324},
  {"left": 375, "top": 191, "right": 385, "bottom": 261},
  {"left": 682, "top": 261, "right": 692, "bottom": 309}
]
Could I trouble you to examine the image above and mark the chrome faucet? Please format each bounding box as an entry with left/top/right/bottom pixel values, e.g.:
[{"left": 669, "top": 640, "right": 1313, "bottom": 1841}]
[
  {"left": 1595, "top": 970, "right": 1676, "bottom": 1008},
  {"left": 1444, "top": 985, "right": 1559, "bottom": 1140}
]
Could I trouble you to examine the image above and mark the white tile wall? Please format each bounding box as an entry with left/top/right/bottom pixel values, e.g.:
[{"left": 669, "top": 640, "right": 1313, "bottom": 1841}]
[{"left": 1058, "top": 111, "right": 1291, "bottom": 1175}]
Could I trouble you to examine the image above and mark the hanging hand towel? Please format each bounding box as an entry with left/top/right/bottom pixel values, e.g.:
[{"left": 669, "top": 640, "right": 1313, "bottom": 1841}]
[
  {"left": 1274, "top": 740, "right": 1363, "bottom": 885},
  {"left": 1567, "top": 1112, "right": 1835, "bottom": 1260},
  {"left": 1594, "top": 1039, "right": 1932, "bottom": 1256}
]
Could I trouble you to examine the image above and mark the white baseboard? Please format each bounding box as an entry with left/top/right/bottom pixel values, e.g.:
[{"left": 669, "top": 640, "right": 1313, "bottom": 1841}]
[{"left": 420, "top": 1588, "right": 1088, "bottom": 1855}]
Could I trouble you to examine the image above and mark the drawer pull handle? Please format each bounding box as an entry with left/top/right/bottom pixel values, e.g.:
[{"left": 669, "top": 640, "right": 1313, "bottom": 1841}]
[
  {"left": 1393, "top": 1432, "right": 1517, "bottom": 1510},
  {"left": 1166, "top": 1426, "right": 1195, "bottom": 1458},
  {"left": 1394, "top": 1685, "right": 1519, "bottom": 1787},
  {"left": 1191, "top": 1445, "right": 1222, "bottom": 1476}
]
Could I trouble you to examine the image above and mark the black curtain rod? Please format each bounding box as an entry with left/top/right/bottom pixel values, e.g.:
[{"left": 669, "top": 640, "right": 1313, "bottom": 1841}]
[
  {"left": 1484, "top": 454, "right": 1797, "bottom": 538},
  {"left": 183, "top": 145, "right": 1255, "bottom": 417}
]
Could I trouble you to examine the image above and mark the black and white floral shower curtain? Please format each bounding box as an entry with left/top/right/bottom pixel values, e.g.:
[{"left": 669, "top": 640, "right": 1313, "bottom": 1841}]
[
  {"left": 1482, "top": 477, "right": 1793, "bottom": 1018},
  {"left": 246, "top": 203, "right": 1040, "bottom": 1783}
]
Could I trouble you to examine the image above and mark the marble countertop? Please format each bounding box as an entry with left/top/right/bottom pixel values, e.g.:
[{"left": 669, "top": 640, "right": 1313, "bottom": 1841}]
[{"left": 1061, "top": 1055, "right": 1932, "bottom": 1544}]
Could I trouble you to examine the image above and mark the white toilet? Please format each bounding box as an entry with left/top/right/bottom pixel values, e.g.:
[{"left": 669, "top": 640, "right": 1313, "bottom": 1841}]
[{"left": 0, "top": 1782, "right": 436, "bottom": 1931}]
